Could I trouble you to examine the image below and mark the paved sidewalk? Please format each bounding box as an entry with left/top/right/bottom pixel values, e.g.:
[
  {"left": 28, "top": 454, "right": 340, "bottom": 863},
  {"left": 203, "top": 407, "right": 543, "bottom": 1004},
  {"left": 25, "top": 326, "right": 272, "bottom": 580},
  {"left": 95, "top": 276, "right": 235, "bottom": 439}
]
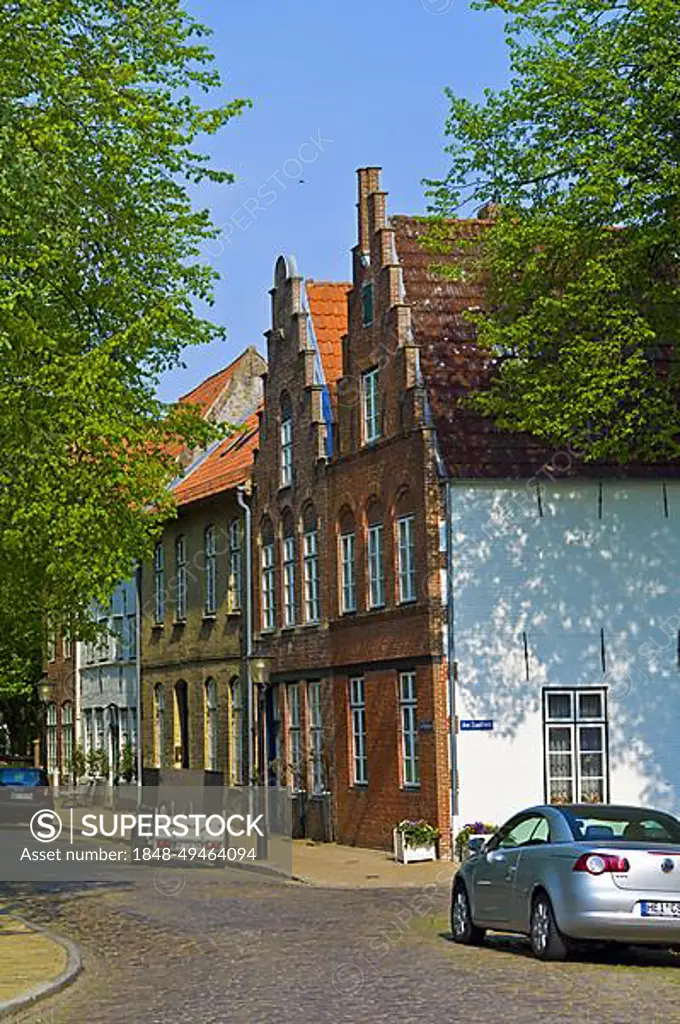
[
  {"left": 291, "top": 840, "right": 458, "bottom": 888},
  {"left": 0, "top": 913, "right": 67, "bottom": 1006}
]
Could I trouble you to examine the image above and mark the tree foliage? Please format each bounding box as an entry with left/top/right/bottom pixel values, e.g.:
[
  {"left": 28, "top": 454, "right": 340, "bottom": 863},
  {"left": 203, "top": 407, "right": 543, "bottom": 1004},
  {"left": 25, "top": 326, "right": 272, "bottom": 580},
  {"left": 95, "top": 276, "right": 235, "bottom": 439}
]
[
  {"left": 0, "top": 0, "right": 248, "bottom": 686},
  {"left": 428, "top": 0, "right": 680, "bottom": 462}
]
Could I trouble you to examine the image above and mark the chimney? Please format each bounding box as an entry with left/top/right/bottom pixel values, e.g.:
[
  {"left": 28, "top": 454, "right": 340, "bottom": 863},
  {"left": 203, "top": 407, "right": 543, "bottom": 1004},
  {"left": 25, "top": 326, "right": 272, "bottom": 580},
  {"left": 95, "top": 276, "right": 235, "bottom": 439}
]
[{"left": 357, "top": 167, "right": 382, "bottom": 253}]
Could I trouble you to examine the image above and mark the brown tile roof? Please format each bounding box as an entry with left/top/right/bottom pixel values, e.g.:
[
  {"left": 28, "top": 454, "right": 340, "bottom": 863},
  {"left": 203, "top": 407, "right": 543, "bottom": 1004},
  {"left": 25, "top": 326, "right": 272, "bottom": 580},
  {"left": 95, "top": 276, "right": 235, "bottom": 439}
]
[
  {"left": 178, "top": 349, "right": 252, "bottom": 419},
  {"left": 392, "top": 215, "right": 680, "bottom": 478},
  {"left": 306, "top": 281, "right": 350, "bottom": 391},
  {"left": 173, "top": 409, "right": 260, "bottom": 507}
]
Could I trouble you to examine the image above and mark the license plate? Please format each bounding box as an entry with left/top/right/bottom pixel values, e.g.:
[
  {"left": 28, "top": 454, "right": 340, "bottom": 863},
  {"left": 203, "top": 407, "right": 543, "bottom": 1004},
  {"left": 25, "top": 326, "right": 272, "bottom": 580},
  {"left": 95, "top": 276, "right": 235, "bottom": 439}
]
[
  {"left": 641, "top": 901, "right": 680, "bottom": 918},
  {"left": 10, "top": 791, "right": 34, "bottom": 801}
]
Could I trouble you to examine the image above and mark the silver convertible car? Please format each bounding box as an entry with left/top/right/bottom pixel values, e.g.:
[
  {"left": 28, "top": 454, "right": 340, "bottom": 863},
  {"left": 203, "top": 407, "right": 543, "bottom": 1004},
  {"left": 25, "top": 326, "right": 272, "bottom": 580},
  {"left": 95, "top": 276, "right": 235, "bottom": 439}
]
[{"left": 451, "top": 804, "right": 680, "bottom": 960}]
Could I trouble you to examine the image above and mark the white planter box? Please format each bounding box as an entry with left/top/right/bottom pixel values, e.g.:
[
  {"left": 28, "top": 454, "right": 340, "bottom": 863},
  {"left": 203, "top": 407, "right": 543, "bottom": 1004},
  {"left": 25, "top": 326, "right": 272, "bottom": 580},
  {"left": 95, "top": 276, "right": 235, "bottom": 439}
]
[{"left": 393, "top": 829, "right": 437, "bottom": 864}]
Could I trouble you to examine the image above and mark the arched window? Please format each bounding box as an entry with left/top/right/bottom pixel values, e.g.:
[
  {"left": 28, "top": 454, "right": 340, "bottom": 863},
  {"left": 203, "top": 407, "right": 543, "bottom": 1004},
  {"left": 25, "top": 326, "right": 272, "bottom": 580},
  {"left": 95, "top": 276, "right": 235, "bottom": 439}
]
[
  {"left": 174, "top": 681, "right": 189, "bottom": 769},
  {"left": 280, "top": 392, "right": 293, "bottom": 488},
  {"left": 302, "top": 505, "right": 320, "bottom": 623},
  {"left": 230, "top": 678, "right": 244, "bottom": 785},
  {"left": 282, "top": 511, "right": 295, "bottom": 627},
  {"left": 338, "top": 507, "right": 357, "bottom": 614},
  {"left": 154, "top": 684, "right": 165, "bottom": 768},
  {"left": 260, "top": 519, "right": 275, "bottom": 631},
  {"left": 61, "top": 702, "right": 73, "bottom": 778},
  {"left": 366, "top": 499, "right": 385, "bottom": 609},
  {"left": 204, "top": 525, "right": 217, "bottom": 615},
  {"left": 205, "top": 678, "right": 218, "bottom": 771}
]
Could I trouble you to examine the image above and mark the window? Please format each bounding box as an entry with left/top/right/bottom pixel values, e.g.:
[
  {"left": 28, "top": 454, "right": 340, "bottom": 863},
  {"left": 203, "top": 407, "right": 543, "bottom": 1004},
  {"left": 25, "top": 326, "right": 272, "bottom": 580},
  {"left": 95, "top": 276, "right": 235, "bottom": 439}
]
[
  {"left": 46, "top": 622, "right": 56, "bottom": 663},
  {"left": 543, "top": 689, "right": 608, "bottom": 805},
  {"left": 123, "top": 594, "right": 136, "bottom": 661},
  {"left": 205, "top": 679, "right": 218, "bottom": 771},
  {"left": 204, "top": 525, "right": 216, "bottom": 616},
  {"left": 154, "top": 684, "right": 165, "bottom": 768},
  {"left": 228, "top": 519, "right": 242, "bottom": 612},
  {"left": 46, "top": 703, "right": 58, "bottom": 774},
  {"left": 361, "top": 282, "right": 374, "bottom": 327},
  {"left": 230, "top": 678, "right": 243, "bottom": 785},
  {"left": 174, "top": 681, "right": 189, "bottom": 768},
  {"left": 308, "top": 681, "right": 324, "bottom": 795},
  {"left": 112, "top": 615, "right": 124, "bottom": 661},
  {"left": 397, "top": 515, "right": 416, "bottom": 603},
  {"left": 362, "top": 367, "right": 380, "bottom": 444},
  {"left": 303, "top": 529, "right": 320, "bottom": 623},
  {"left": 153, "top": 543, "right": 165, "bottom": 624},
  {"left": 280, "top": 415, "right": 293, "bottom": 488},
  {"left": 94, "top": 708, "right": 105, "bottom": 754},
  {"left": 261, "top": 542, "right": 275, "bottom": 631},
  {"left": 271, "top": 687, "right": 283, "bottom": 786},
  {"left": 175, "top": 536, "right": 187, "bottom": 622},
  {"left": 287, "top": 684, "right": 301, "bottom": 791},
  {"left": 97, "top": 615, "right": 111, "bottom": 663},
  {"left": 349, "top": 678, "right": 367, "bottom": 785},
  {"left": 119, "top": 708, "right": 129, "bottom": 756},
  {"left": 83, "top": 709, "right": 93, "bottom": 755},
  {"left": 367, "top": 523, "right": 385, "bottom": 609},
  {"left": 61, "top": 702, "right": 73, "bottom": 776},
  {"left": 492, "top": 815, "right": 550, "bottom": 850},
  {"left": 399, "top": 672, "right": 419, "bottom": 787},
  {"left": 282, "top": 522, "right": 295, "bottom": 628},
  {"left": 63, "top": 631, "right": 72, "bottom": 660},
  {"left": 340, "top": 531, "right": 357, "bottom": 613}
]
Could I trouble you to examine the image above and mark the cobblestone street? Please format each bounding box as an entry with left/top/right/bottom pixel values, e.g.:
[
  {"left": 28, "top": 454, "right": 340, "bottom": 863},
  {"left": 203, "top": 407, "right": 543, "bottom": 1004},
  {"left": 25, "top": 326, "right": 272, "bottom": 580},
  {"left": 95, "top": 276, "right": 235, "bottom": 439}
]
[{"left": 5, "top": 869, "right": 680, "bottom": 1024}]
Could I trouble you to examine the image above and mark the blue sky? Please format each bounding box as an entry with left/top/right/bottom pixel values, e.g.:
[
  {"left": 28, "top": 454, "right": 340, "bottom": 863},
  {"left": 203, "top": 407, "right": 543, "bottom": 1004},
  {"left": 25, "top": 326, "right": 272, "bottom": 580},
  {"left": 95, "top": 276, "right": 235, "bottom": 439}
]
[{"left": 158, "top": 0, "right": 509, "bottom": 401}]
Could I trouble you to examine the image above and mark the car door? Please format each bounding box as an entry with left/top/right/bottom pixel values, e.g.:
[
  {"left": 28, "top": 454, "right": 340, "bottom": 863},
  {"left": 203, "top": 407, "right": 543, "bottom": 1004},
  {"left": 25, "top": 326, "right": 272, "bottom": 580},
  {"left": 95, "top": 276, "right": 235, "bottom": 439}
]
[{"left": 472, "top": 815, "right": 546, "bottom": 926}]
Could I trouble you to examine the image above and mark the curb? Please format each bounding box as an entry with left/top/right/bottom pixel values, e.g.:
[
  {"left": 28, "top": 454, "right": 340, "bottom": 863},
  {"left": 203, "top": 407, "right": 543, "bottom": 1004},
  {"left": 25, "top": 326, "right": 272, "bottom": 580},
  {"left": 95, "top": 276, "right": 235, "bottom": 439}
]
[{"left": 0, "top": 915, "right": 82, "bottom": 1020}]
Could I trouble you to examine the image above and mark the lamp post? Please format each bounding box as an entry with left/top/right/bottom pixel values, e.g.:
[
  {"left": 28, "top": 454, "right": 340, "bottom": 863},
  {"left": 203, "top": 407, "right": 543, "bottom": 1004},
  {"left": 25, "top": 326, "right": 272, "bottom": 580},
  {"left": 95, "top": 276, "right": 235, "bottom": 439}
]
[{"left": 36, "top": 675, "right": 56, "bottom": 783}]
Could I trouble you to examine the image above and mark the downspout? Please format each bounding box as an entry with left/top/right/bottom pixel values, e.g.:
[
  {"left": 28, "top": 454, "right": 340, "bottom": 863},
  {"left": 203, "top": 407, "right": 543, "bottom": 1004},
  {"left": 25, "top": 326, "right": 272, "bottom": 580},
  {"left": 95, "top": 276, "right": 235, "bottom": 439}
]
[
  {"left": 135, "top": 565, "right": 143, "bottom": 800},
  {"left": 236, "top": 486, "right": 253, "bottom": 785},
  {"left": 445, "top": 480, "right": 458, "bottom": 858}
]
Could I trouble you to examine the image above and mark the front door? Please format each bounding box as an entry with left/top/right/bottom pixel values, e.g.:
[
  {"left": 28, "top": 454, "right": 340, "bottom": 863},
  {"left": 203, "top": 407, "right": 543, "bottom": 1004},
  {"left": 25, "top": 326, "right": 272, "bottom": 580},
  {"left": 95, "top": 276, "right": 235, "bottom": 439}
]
[{"left": 473, "top": 814, "right": 547, "bottom": 926}]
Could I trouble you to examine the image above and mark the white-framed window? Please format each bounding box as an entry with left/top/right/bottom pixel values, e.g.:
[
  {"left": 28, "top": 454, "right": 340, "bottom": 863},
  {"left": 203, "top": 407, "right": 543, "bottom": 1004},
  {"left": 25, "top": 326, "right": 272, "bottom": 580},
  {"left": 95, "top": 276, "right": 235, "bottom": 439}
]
[
  {"left": 361, "top": 282, "right": 374, "bottom": 327},
  {"left": 543, "top": 689, "right": 608, "bottom": 805},
  {"left": 205, "top": 678, "right": 218, "bottom": 771},
  {"left": 397, "top": 515, "right": 416, "bottom": 603},
  {"left": 153, "top": 542, "right": 164, "bottom": 624},
  {"left": 46, "top": 703, "right": 58, "bottom": 773},
  {"left": 303, "top": 529, "right": 320, "bottom": 623},
  {"left": 367, "top": 523, "right": 385, "bottom": 609},
  {"left": 261, "top": 543, "right": 275, "bottom": 631},
  {"left": 349, "top": 677, "right": 367, "bottom": 785},
  {"left": 282, "top": 534, "right": 296, "bottom": 627},
  {"left": 340, "top": 531, "right": 356, "bottom": 613},
  {"left": 175, "top": 536, "right": 187, "bottom": 622},
  {"left": 399, "top": 672, "right": 419, "bottom": 787},
  {"left": 204, "top": 525, "right": 216, "bottom": 616},
  {"left": 362, "top": 367, "right": 380, "bottom": 444},
  {"left": 63, "top": 631, "right": 72, "bottom": 660},
  {"left": 287, "top": 684, "right": 301, "bottom": 791},
  {"left": 308, "top": 681, "right": 324, "bottom": 795},
  {"left": 154, "top": 684, "right": 165, "bottom": 768},
  {"left": 230, "top": 678, "right": 243, "bottom": 785},
  {"left": 228, "top": 519, "right": 242, "bottom": 612},
  {"left": 61, "top": 702, "right": 73, "bottom": 775},
  {"left": 280, "top": 415, "right": 293, "bottom": 488}
]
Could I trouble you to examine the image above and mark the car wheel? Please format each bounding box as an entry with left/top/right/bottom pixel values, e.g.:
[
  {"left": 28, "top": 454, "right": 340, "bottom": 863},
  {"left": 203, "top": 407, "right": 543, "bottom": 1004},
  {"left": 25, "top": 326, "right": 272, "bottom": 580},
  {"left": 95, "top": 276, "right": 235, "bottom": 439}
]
[
  {"left": 530, "top": 891, "right": 569, "bottom": 961},
  {"left": 451, "top": 882, "right": 486, "bottom": 946}
]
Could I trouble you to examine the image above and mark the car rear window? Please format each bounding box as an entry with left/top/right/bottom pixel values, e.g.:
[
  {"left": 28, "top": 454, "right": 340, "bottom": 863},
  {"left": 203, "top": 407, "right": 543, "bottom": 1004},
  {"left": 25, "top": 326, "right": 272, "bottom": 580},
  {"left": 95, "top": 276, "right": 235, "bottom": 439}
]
[
  {"left": 560, "top": 807, "right": 680, "bottom": 845},
  {"left": 0, "top": 768, "right": 49, "bottom": 786}
]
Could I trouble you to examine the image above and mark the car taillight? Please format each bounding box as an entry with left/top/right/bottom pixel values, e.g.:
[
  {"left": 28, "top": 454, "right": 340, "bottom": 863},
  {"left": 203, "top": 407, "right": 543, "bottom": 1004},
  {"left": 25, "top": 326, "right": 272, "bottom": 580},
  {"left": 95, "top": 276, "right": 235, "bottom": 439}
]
[{"left": 573, "top": 853, "right": 630, "bottom": 875}]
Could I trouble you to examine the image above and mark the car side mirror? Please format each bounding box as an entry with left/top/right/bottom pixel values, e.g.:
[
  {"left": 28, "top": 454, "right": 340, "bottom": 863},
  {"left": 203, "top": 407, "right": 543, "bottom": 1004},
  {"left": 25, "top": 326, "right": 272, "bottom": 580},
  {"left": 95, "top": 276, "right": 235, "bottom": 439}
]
[{"left": 466, "top": 836, "right": 488, "bottom": 857}]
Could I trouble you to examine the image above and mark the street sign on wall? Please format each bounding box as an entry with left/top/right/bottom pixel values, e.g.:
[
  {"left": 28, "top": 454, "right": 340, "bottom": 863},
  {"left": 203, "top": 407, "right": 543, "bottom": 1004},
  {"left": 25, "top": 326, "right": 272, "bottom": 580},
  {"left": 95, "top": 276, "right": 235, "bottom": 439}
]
[{"left": 459, "top": 719, "right": 494, "bottom": 732}]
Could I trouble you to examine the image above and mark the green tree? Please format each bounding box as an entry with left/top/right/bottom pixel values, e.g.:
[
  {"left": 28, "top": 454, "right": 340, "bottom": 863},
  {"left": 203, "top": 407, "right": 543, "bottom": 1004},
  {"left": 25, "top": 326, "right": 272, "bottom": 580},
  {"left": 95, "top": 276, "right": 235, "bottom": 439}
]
[
  {"left": 428, "top": 0, "right": 680, "bottom": 462},
  {"left": 0, "top": 0, "right": 249, "bottom": 670}
]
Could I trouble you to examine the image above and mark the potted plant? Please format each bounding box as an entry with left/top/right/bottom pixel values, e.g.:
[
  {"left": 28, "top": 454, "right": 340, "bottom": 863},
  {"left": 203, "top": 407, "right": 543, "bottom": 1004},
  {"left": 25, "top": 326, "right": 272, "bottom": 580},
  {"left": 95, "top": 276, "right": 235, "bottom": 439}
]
[
  {"left": 119, "top": 744, "right": 135, "bottom": 784},
  {"left": 455, "top": 821, "right": 497, "bottom": 862},
  {"left": 393, "top": 819, "right": 439, "bottom": 864}
]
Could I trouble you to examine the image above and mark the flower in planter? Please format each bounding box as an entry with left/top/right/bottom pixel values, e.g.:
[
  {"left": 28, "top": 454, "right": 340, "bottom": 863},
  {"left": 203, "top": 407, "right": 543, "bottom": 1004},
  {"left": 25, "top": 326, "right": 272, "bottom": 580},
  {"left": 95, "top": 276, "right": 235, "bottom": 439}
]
[
  {"left": 454, "top": 821, "right": 497, "bottom": 861},
  {"left": 395, "top": 819, "right": 439, "bottom": 848}
]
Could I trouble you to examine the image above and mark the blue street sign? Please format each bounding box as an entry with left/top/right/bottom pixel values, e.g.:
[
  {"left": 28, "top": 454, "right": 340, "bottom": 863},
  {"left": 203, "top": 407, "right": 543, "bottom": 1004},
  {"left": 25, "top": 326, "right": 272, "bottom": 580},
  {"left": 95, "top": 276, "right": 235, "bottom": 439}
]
[{"left": 460, "top": 719, "right": 494, "bottom": 732}]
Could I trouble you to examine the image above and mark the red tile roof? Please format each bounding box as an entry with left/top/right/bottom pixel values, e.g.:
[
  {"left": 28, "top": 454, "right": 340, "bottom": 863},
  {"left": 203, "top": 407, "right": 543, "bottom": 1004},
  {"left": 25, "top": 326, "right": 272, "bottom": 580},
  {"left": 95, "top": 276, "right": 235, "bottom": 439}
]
[
  {"left": 173, "top": 409, "right": 260, "bottom": 507},
  {"left": 178, "top": 349, "right": 252, "bottom": 419},
  {"left": 306, "top": 281, "right": 350, "bottom": 391},
  {"left": 392, "top": 215, "right": 680, "bottom": 478}
]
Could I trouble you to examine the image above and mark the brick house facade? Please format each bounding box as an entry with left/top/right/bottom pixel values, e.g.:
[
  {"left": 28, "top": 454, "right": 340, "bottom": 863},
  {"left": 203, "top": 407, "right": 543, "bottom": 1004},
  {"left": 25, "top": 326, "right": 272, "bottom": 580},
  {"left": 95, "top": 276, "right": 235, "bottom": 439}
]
[
  {"left": 42, "top": 626, "right": 76, "bottom": 783},
  {"left": 252, "top": 175, "right": 452, "bottom": 852}
]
